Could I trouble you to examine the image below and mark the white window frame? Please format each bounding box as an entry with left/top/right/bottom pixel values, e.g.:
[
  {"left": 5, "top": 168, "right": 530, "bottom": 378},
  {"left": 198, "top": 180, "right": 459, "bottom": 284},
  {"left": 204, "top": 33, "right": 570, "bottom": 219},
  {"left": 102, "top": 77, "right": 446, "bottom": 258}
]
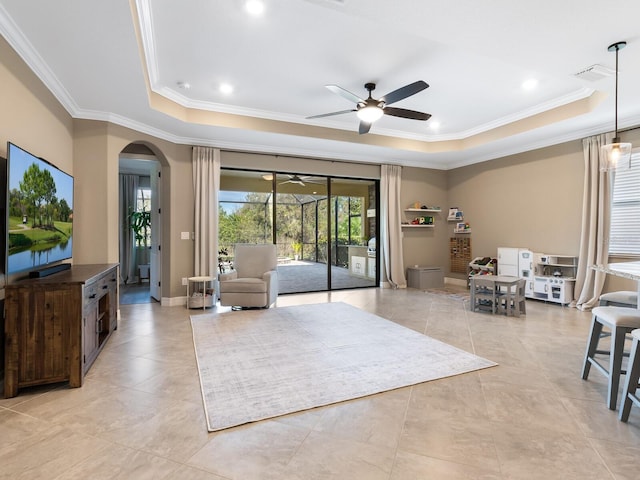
[{"left": 609, "top": 151, "right": 640, "bottom": 256}]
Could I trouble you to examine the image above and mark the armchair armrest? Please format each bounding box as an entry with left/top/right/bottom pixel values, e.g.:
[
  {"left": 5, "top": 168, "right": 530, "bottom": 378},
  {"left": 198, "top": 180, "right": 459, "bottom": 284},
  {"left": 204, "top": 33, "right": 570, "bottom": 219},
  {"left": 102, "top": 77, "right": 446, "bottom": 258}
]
[
  {"left": 219, "top": 271, "right": 238, "bottom": 282},
  {"left": 263, "top": 269, "right": 277, "bottom": 283}
]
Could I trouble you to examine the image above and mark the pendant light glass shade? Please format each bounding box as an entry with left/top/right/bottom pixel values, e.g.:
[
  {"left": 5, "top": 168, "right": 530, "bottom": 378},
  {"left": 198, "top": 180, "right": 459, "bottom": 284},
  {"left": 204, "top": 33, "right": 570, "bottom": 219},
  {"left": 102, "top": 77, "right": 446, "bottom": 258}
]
[
  {"left": 357, "top": 105, "right": 384, "bottom": 123},
  {"left": 601, "top": 139, "right": 632, "bottom": 171},
  {"left": 601, "top": 41, "right": 632, "bottom": 172}
]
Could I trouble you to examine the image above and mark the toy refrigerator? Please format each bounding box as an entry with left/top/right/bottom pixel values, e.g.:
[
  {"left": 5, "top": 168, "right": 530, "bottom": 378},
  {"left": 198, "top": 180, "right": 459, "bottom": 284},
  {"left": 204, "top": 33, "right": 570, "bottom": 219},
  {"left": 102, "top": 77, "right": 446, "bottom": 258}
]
[{"left": 497, "top": 248, "right": 534, "bottom": 294}]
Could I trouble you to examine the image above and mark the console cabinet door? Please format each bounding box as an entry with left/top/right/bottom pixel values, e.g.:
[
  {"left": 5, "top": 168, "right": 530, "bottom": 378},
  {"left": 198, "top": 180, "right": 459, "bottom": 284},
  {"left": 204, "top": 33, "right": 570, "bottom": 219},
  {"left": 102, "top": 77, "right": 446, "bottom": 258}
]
[{"left": 5, "top": 285, "right": 79, "bottom": 391}]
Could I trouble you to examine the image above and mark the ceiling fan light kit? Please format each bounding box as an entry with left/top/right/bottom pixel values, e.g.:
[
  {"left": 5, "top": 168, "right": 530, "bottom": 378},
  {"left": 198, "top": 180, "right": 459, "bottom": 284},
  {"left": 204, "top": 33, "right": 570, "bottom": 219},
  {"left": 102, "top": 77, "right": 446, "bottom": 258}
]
[
  {"left": 601, "top": 40, "right": 632, "bottom": 172},
  {"left": 357, "top": 105, "right": 384, "bottom": 123},
  {"left": 308, "top": 80, "right": 431, "bottom": 134}
]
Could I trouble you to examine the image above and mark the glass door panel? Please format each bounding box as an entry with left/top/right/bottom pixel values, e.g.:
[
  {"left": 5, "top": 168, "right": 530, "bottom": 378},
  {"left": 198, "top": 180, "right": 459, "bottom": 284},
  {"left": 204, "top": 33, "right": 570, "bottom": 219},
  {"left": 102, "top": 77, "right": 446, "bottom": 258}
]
[
  {"left": 275, "top": 174, "right": 328, "bottom": 293},
  {"left": 329, "top": 178, "right": 377, "bottom": 289},
  {"left": 218, "top": 170, "right": 274, "bottom": 270}
]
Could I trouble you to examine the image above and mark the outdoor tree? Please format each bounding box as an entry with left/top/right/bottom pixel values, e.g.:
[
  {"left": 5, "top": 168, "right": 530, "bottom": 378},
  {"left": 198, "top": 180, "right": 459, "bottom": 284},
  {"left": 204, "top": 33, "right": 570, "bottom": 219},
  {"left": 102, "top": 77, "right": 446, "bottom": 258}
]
[
  {"left": 58, "top": 198, "right": 72, "bottom": 222},
  {"left": 19, "top": 164, "right": 56, "bottom": 227}
]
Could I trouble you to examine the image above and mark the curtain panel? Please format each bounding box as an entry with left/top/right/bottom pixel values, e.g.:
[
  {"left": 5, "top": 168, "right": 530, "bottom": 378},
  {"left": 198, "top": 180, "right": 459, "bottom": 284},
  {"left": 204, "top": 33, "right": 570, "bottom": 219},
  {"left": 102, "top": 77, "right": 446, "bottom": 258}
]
[
  {"left": 380, "top": 164, "right": 406, "bottom": 288},
  {"left": 118, "top": 174, "right": 139, "bottom": 284},
  {"left": 574, "top": 133, "right": 615, "bottom": 310},
  {"left": 192, "top": 147, "right": 220, "bottom": 277}
]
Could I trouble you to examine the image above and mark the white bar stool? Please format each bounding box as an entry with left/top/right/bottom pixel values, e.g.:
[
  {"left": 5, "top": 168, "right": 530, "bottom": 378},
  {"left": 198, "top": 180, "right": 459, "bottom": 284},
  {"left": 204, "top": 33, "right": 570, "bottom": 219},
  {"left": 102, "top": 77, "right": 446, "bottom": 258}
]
[
  {"left": 620, "top": 329, "right": 640, "bottom": 422},
  {"left": 599, "top": 291, "right": 638, "bottom": 308},
  {"left": 581, "top": 306, "right": 640, "bottom": 410}
]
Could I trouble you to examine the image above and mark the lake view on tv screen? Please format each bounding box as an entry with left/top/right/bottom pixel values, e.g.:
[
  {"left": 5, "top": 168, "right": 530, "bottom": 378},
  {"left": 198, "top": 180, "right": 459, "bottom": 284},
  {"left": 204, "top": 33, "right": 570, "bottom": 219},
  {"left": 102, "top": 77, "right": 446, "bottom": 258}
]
[{"left": 7, "top": 142, "right": 73, "bottom": 275}]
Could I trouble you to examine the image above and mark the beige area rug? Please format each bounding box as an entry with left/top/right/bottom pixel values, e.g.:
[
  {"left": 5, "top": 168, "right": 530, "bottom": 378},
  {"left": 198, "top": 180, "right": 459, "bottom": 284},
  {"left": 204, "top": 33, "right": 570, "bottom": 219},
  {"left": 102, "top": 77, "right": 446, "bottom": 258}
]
[
  {"left": 424, "top": 289, "right": 471, "bottom": 302},
  {"left": 191, "top": 302, "right": 496, "bottom": 432}
]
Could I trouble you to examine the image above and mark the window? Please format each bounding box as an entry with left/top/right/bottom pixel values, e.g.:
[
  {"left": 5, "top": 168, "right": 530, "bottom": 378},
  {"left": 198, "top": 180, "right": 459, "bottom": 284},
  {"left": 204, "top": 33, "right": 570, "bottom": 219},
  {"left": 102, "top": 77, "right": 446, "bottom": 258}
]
[
  {"left": 609, "top": 152, "right": 640, "bottom": 255},
  {"left": 134, "top": 187, "right": 151, "bottom": 248}
]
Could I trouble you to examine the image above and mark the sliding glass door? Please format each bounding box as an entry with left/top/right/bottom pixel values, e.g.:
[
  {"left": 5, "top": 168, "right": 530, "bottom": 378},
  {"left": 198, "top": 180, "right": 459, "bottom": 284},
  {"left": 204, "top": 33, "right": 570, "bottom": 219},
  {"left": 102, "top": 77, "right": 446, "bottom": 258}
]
[{"left": 219, "top": 169, "right": 378, "bottom": 294}]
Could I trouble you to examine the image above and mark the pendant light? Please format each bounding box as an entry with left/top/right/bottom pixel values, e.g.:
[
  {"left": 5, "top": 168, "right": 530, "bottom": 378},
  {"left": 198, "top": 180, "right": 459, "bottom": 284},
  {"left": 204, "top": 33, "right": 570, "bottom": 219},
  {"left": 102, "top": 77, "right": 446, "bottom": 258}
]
[{"left": 601, "top": 41, "right": 632, "bottom": 171}]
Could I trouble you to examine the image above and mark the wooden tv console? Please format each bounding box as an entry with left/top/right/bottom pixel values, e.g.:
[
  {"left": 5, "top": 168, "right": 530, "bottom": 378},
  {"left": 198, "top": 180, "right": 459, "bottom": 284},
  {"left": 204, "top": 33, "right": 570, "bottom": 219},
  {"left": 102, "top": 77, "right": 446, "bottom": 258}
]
[{"left": 4, "top": 264, "right": 118, "bottom": 398}]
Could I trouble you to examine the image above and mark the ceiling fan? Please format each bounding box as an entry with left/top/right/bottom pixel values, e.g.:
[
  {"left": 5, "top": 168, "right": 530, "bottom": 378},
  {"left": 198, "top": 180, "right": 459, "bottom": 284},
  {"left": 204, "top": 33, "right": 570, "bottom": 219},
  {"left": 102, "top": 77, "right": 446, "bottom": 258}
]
[
  {"left": 279, "top": 174, "right": 323, "bottom": 186},
  {"left": 307, "top": 80, "right": 431, "bottom": 134}
]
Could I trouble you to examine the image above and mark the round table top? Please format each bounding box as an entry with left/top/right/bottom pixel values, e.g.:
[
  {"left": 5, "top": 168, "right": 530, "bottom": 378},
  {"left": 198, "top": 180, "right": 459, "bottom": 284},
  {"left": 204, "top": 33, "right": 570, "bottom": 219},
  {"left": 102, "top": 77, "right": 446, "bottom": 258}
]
[{"left": 188, "top": 276, "right": 215, "bottom": 282}]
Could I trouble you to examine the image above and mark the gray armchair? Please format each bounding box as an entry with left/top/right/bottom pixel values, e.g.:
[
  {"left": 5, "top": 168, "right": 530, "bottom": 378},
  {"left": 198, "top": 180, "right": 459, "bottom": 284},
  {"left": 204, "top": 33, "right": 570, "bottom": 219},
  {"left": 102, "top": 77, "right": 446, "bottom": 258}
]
[{"left": 219, "top": 244, "right": 278, "bottom": 308}]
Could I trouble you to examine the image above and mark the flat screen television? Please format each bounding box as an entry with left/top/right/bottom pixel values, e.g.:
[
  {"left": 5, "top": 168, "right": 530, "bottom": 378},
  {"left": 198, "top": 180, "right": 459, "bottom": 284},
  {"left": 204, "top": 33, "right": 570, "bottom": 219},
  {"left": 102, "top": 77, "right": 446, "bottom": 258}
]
[{"left": 6, "top": 142, "right": 74, "bottom": 276}]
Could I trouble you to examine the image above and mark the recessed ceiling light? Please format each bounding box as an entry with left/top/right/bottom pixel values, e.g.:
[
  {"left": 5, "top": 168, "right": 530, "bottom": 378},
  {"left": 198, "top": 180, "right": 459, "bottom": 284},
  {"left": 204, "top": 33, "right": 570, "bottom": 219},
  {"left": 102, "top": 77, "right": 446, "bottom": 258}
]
[
  {"left": 245, "top": 0, "right": 265, "bottom": 15},
  {"left": 522, "top": 78, "right": 538, "bottom": 91},
  {"left": 429, "top": 121, "right": 440, "bottom": 130},
  {"left": 219, "top": 83, "right": 234, "bottom": 94},
  {"left": 177, "top": 81, "right": 191, "bottom": 90}
]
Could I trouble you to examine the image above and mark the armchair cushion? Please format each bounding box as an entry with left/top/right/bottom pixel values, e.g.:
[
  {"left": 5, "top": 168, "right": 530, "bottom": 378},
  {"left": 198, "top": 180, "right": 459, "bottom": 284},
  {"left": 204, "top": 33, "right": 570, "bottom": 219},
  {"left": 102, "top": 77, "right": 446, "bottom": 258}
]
[{"left": 220, "top": 277, "right": 267, "bottom": 294}]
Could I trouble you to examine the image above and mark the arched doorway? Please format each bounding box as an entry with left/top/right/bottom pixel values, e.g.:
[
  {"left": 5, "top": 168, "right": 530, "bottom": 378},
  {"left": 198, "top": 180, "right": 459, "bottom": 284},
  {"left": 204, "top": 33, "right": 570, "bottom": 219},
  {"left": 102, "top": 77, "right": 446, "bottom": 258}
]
[{"left": 118, "top": 144, "right": 162, "bottom": 304}]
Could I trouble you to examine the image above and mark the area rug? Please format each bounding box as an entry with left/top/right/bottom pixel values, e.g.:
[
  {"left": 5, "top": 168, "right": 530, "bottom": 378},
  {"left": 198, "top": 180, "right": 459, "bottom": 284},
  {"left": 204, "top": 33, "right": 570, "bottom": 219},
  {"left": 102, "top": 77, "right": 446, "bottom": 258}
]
[
  {"left": 425, "top": 288, "right": 471, "bottom": 302},
  {"left": 191, "top": 302, "right": 496, "bottom": 431}
]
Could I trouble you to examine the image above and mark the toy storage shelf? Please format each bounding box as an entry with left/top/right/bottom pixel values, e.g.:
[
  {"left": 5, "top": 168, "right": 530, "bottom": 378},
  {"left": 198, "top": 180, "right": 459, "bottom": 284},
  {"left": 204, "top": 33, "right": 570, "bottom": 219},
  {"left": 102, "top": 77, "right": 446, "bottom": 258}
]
[{"left": 403, "top": 208, "right": 438, "bottom": 228}]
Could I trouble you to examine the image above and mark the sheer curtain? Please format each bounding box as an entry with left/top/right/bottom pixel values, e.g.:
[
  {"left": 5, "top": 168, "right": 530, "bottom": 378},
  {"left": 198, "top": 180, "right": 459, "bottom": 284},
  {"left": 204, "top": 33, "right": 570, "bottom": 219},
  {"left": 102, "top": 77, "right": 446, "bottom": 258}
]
[
  {"left": 192, "top": 146, "right": 220, "bottom": 277},
  {"left": 574, "top": 133, "right": 615, "bottom": 310},
  {"left": 380, "top": 164, "right": 406, "bottom": 288},
  {"left": 119, "top": 174, "right": 138, "bottom": 284}
]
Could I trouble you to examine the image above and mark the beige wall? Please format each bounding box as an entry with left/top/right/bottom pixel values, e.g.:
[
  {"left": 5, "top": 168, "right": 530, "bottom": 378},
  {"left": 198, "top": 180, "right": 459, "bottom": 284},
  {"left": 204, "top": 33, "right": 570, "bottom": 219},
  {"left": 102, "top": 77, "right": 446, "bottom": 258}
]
[
  {"left": 71, "top": 120, "right": 194, "bottom": 299},
  {"left": 400, "top": 167, "right": 449, "bottom": 273},
  {"left": 0, "top": 37, "right": 74, "bottom": 167},
  {"left": 446, "top": 142, "right": 584, "bottom": 279}
]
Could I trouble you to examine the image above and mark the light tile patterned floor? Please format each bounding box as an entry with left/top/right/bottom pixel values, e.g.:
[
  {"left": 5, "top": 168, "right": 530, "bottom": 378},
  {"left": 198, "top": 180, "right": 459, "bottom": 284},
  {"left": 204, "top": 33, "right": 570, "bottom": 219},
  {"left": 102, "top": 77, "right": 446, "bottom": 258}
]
[{"left": 1, "top": 287, "right": 640, "bottom": 479}]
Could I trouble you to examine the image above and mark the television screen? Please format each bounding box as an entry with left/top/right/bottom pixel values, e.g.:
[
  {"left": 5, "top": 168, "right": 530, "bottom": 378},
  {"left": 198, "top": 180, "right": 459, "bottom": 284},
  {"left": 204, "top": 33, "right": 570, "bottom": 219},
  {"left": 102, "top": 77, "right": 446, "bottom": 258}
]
[{"left": 7, "top": 142, "right": 73, "bottom": 275}]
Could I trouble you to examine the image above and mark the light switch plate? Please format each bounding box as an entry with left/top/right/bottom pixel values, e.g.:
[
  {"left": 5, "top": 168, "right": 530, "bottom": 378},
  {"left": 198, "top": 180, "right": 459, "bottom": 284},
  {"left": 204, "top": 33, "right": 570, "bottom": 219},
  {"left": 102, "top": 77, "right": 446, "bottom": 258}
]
[{"left": 181, "top": 231, "right": 190, "bottom": 240}]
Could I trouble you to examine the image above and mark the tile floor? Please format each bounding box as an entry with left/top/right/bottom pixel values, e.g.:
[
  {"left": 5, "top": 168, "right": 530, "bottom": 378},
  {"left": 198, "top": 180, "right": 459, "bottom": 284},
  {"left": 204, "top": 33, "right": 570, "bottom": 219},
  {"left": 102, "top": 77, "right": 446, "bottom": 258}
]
[{"left": 1, "top": 287, "right": 640, "bottom": 479}]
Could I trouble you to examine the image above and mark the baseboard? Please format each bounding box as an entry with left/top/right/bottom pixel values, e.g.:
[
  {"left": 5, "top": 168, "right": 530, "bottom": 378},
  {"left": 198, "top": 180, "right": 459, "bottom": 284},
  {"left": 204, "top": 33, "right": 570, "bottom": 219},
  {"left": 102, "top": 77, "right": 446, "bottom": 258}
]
[{"left": 161, "top": 296, "right": 187, "bottom": 307}]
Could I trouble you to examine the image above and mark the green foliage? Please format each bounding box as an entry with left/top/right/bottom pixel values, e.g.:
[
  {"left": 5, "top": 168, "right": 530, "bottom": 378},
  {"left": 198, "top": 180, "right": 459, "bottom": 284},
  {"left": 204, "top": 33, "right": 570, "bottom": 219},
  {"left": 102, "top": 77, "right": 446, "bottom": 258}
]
[
  {"left": 15, "top": 164, "right": 67, "bottom": 228},
  {"left": 8, "top": 219, "right": 71, "bottom": 253},
  {"left": 128, "top": 208, "right": 151, "bottom": 248},
  {"left": 218, "top": 191, "right": 367, "bottom": 259}
]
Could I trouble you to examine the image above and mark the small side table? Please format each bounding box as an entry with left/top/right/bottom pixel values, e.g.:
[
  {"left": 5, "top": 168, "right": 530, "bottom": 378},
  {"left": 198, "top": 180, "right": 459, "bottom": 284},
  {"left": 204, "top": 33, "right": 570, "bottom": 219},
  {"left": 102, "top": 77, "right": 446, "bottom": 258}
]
[{"left": 187, "top": 276, "right": 215, "bottom": 310}]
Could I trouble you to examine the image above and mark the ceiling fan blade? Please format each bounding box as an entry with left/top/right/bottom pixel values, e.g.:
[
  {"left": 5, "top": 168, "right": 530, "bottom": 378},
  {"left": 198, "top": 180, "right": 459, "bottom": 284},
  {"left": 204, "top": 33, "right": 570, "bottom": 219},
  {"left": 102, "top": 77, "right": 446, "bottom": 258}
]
[
  {"left": 306, "top": 109, "right": 356, "bottom": 119},
  {"left": 383, "top": 106, "right": 431, "bottom": 121},
  {"left": 326, "top": 85, "right": 366, "bottom": 104},
  {"left": 299, "top": 176, "right": 324, "bottom": 184},
  {"left": 380, "top": 80, "right": 429, "bottom": 105},
  {"left": 359, "top": 121, "right": 372, "bottom": 135}
]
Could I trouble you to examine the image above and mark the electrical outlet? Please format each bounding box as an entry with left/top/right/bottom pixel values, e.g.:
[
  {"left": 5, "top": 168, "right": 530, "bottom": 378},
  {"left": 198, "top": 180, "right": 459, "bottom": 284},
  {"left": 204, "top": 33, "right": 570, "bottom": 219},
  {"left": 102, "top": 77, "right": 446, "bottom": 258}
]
[{"left": 182, "top": 277, "right": 188, "bottom": 286}]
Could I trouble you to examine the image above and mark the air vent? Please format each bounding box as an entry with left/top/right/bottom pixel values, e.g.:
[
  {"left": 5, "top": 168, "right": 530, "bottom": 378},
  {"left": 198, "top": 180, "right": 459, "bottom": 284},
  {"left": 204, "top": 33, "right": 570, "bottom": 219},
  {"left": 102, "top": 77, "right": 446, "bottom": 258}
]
[{"left": 574, "top": 64, "right": 615, "bottom": 82}]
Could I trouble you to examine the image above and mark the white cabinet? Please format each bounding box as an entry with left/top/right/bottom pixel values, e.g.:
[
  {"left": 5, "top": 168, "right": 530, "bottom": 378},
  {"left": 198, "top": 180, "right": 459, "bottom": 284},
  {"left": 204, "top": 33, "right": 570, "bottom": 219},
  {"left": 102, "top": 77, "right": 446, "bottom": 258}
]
[
  {"left": 349, "top": 246, "right": 374, "bottom": 278},
  {"left": 367, "top": 257, "right": 376, "bottom": 279},
  {"left": 351, "top": 256, "right": 366, "bottom": 276}
]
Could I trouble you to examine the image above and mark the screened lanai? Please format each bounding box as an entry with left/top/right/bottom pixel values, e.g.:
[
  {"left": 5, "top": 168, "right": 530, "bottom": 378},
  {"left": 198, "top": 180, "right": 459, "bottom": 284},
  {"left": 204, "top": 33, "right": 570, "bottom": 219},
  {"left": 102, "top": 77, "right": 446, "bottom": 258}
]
[{"left": 219, "top": 169, "right": 378, "bottom": 294}]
